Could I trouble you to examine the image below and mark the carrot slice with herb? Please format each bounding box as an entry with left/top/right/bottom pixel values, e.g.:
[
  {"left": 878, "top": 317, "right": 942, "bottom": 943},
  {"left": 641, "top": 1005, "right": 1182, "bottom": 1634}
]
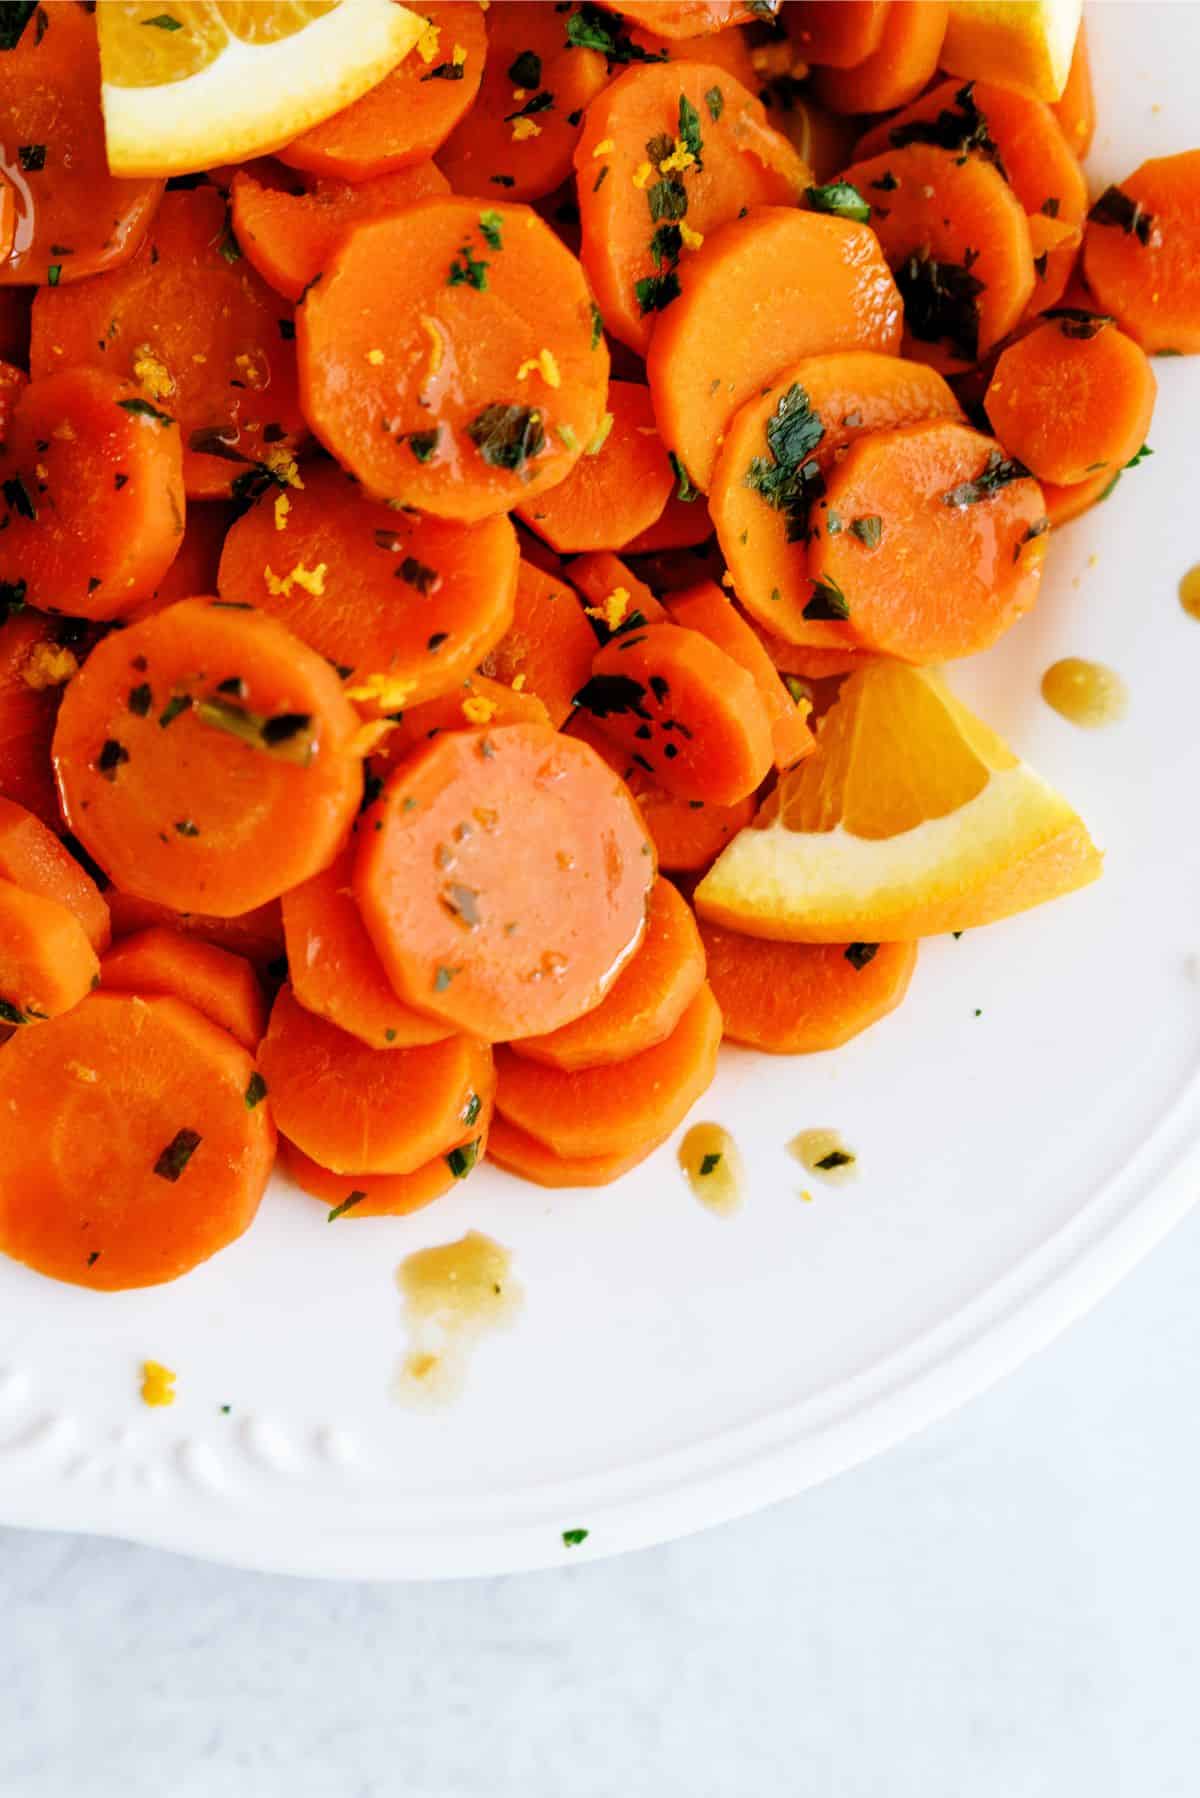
[
  {"left": 1053, "top": 24, "right": 1095, "bottom": 160},
  {"left": 494, "top": 980, "right": 721, "bottom": 1159},
  {"left": 477, "top": 559, "right": 598, "bottom": 728},
  {"left": 1082, "top": 152, "right": 1200, "bottom": 355},
  {"left": 647, "top": 207, "right": 903, "bottom": 491},
  {"left": 0, "top": 367, "right": 186, "bottom": 621},
  {"left": 0, "top": 3, "right": 162, "bottom": 288},
  {"left": 107, "top": 890, "right": 285, "bottom": 973},
  {"left": 814, "top": 3, "right": 948, "bottom": 114},
  {"left": 278, "top": 1, "right": 488, "bottom": 183},
  {"left": 369, "top": 674, "right": 552, "bottom": 771},
  {"left": 29, "top": 188, "right": 306, "bottom": 499},
  {"left": 517, "top": 382, "right": 674, "bottom": 552},
  {"left": 625, "top": 17, "right": 759, "bottom": 85},
  {"left": 258, "top": 984, "right": 491, "bottom": 1176},
  {"left": 279, "top": 1130, "right": 487, "bottom": 1220},
  {"left": 0, "top": 992, "right": 275, "bottom": 1291},
  {"left": 0, "top": 877, "right": 99, "bottom": 1026},
  {"left": 699, "top": 922, "right": 917, "bottom": 1052},
  {"left": 622, "top": 487, "right": 713, "bottom": 553},
  {"left": 296, "top": 199, "right": 609, "bottom": 523},
  {"left": 53, "top": 599, "right": 362, "bottom": 916},
  {"left": 0, "top": 795, "right": 110, "bottom": 952},
  {"left": 0, "top": 610, "right": 63, "bottom": 830},
  {"left": 566, "top": 551, "right": 669, "bottom": 634},
  {"left": 281, "top": 841, "right": 451, "bottom": 1051},
  {"left": 487, "top": 1111, "right": 664, "bottom": 1188},
  {"left": 786, "top": 0, "right": 891, "bottom": 69},
  {"left": 575, "top": 61, "right": 808, "bottom": 356},
  {"left": 611, "top": 3, "right": 775, "bottom": 37},
  {"left": 100, "top": 927, "right": 265, "bottom": 1053},
  {"left": 985, "top": 314, "right": 1156, "bottom": 487},
  {"left": 663, "top": 580, "right": 814, "bottom": 769},
  {"left": 355, "top": 722, "right": 654, "bottom": 1041},
  {"left": 218, "top": 459, "right": 518, "bottom": 703}
]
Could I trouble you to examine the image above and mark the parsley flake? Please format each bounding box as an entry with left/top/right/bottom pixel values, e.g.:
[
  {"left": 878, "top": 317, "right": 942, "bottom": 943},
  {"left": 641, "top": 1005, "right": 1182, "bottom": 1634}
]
[{"left": 806, "top": 180, "right": 871, "bottom": 223}]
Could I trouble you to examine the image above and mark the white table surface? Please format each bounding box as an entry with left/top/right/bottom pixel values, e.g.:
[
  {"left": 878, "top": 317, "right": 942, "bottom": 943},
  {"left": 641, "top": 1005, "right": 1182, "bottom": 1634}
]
[{"left": 3, "top": 1198, "right": 1199, "bottom": 1798}]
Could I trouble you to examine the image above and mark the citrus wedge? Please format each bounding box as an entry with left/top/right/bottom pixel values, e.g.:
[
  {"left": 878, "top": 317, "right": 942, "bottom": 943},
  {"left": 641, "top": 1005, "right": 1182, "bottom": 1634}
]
[
  {"left": 694, "top": 661, "right": 1102, "bottom": 942},
  {"left": 98, "top": 0, "right": 425, "bottom": 178}
]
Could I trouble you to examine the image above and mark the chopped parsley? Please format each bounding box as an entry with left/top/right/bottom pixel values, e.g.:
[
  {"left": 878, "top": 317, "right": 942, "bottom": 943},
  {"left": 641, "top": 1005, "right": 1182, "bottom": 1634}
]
[
  {"left": 698, "top": 1152, "right": 722, "bottom": 1176},
  {"left": 1125, "top": 442, "right": 1153, "bottom": 469},
  {"left": 402, "top": 427, "right": 440, "bottom": 464},
  {"left": 153, "top": 1128, "right": 202, "bottom": 1182},
  {"left": 433, "top": 965, "right": 459, "bottom": 992},
  {"left": 634, "top": 270, "right": 681, "bottom": 315},
  {"left": 844, "top": 942, "right": 878, "bottom": 970},
  {"left": 705, "top": 85, "right": 724, "bottom": 123},
  {"left": 0, "top": 578, "right": 27, "bottom": 621},
  {"left": 849, "top": 515, "right": 882, "bottom": 548},
  {"left": 1088, "top": 183, "right": 1155, "bottom": 245},
  {"left": 889, "top": 81, "right": 1006, "bottom": 176},
  {"left": 895, "top": 250, "right": 984, "bottom": 363},
  {"left": 446, "top": 1138, "right": 481, "bottom": 1179},
  {"left": 158, "top": 693, "right": 191, "bottom": 728},
  {"left": 97, "top": 738, "right": 130, "bottom": 781},
  {"left": 327, "top": 1191, "right": 366, "bottom": 1222},
  {"left": 128, "top": 683, "right": 153, "bottom": 716},
  {"left": 0, "top": 3, "right": 37, "bottom": 50},
  {"left": 564, "top": 4, "right": 665, "bottom": 63},
  {"left": 397, "top": 555, "right": 440, "bottom": 595},
  {"left": 118, "top": 396, "right": 175, "bottom": 426},
  {"left": 478, "top": 208, "right": 504, "bottom": 250},
  {"left": 507, "top": 48, "right": 542, "bottom": 86},
  {"left": 17, "top": 143, "right": 45, "bottom": 171},
  {"left": 678, "top": 93, "right": 704, "bottom": 168},
  {"left": 421, "top": 59, "right": 465, "bottom": 81},
  {"left": 141, "top": 12, "right": 182, "bottom": 27},
  {"left": 941, "top": 449, "right": 1030, "bottom": 508},
  {"left": 669, "top": 451, "right": 699, "bottom": 503},
  {"left": 461, "top": 1092, "right": 483, "bottom": 1129},
  {"left": 447, "top": 239, "right": 489, "bottom": 290},
  {"left": 561, "top": 1527, "right": 589, "bottom": 1547},
  {"left": 1043, "top": 306, "right": 1114, "bottom": 340},
  {"left": 572, "top": 672, "right": 651, "bottom": 720},
  {"left": 174, "top": 818, "right": 200, "bottom": 837},
  {"left": 590, "top": 301, "right": 604, "bottom": 348},
  {"left": 504, "top": 89, "right": 554, "bottom": 123},
  {"left": 2, "top": 475, "right": 35, "bottom": 520},
  {"left": 466, "top": 403, "right": 545, "bottom": 471},
  {"left": 194, "top": 695, "right": 314, "bottom": 764},
  {"left": 806, "top": 180, "right": 871, "bottom": 223},
  {"left": 743, "top": 383, "right": 825, "bottom": 542},
  {"left": 815, "top": 1148, "right": 855, "bottom": 1171},
  {"left": 244, "top": 1072, "right": 268, "bottom": 1109},
  {"left": 803, "top": 574, "right": 850, "bottom": 622}
]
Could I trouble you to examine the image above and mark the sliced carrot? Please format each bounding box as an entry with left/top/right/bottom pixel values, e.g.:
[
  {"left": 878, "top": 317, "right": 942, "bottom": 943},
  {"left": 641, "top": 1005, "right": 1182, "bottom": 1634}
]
[
  {"left": 985, "top": 315, "right": 1156, "bottom": 487},
  {"left": 0, "top": 610, "right": 63, "bottom": 830},
  {"left": 647, "top": 207, "right": 903, "bottom": 491},
  {"left": 29, "top": 188, "right": 306, "bottom": 499},
  {"left": 53, "top": 600, "right": 362, "bottom": 917},
  {"left": 1052, "top": 24, "right": 1095, "bottom": 161},
  {"left": 218, "top": 459, "right": 518, "bottom": 704},
  {"left": 258, "top": 984, "right": 491, "bottom": 1176},
  {"left": 1024, "top": 211, "right": 1082, "bottom": 317},
  {"left": 370, "top": 674, "right": 552, "bottom": 769},
  {"left": 494, "top": 980, "right": 721, "bottom": 1159},
  {"left": 232, "top": 161, "right": 450, "bottom": 303},
  {"left": 575, "top": 61, "right": 808, "bottom": 356},
  {"left": 611, "top": 3, "right": 770, "bottom": 36},
  {"left": 100, "top": 927, "right": 265, "bottom": 1053},
  {"left": 0, "top": 3, "right": 161, "bottom": 288},
  {"left": 699, "top": 922, "right": 917, "bottom": 1052},
  {"left": 663, "top": 580, "right": 814, "bottom": 769},
  {"left": 0, "top": 992, "right": 275, "bottom": 1291},
  {"left": 807, "top": 419, "right": 1047, "bottom": 663},
  {"left": 0, "top": 795, "right": 110, "bottom": 952},
  {"left": 278, "top": 1, "right": 488, "bottom": 183},
  {"left": 477, "top": 559, "right": 598, "bottom": 729},
  {"left": 622, "top": 488, "right": 714, "bottom": 553},
  {"left": 0, "top": 367, "right": 185, "bottom": 622},
  {"left": 710, "top": 351, "right": 961, "bottom": 642},
  {"left": 355, "top": 722, "right": 654, "bottom": 1041},
  {"left": 566, "top": 551, "right": 669, "bottom": 634},
  {"left": 279, "top": 1131, "right": 487, "bottom": 1220},
  {"left": 1083, "top": 152, "right": 1200, "bottom": 355},
  {"left": 752, "top": 627, "right": 877, "bottom": 681},
  {"left": 107, "top": 890, "right": 285, "bottom": 972},
  {"left": 814, "top": 3, "right": 947, "bottom": 114},
  {"left": 281, "top": 841, "right": 451, "bottom": 1051},
  {"left": 517, "top": 382, "right": 675, "bottom": 552},
  {"left": 488, "top": 1111, "right": 663, "bottom": 1188},
  {"left": 296, "top": 199, "right": 609, "bottom": 523},
  {"left": 128, "top": 499, "right": 235, "bottom": 621},
  {"left": 0, "top": 358, "right": 26, "bottom": 444},
  {"left": 626, "top": 18, "right": 759, "bottom": 86},
  {"left": 1040, "top": 464, "right": 1122, "bottom": 528},
  {"left": 0, "top": 877, "right": 99, "bottom": 1026},
  {"left": 786, "top": 0, "right": 891, "bottom": 68}
]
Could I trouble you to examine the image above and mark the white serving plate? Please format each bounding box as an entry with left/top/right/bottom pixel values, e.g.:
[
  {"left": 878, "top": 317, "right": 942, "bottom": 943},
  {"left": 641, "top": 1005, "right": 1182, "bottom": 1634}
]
[{"left": 2, "top": 2, "right": 1198, "bottom": 1580}]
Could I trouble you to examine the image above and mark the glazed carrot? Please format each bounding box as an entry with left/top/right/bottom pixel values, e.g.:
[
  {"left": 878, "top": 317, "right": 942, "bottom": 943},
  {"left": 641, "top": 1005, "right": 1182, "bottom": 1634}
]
[
  {"left": 258, "top": 984, "right": 491, "bottom": 1176},
  {"left": 355, "top": 723, "right": 655, "bottom": 1041},
  {"left": 0, "top": 368, "right": 186, "bottom": 622},
  {"left": 0, "top": 992, "right": 275, "bottom": 1291},
  {"left": 622, "top": 488, "right": 714, "bottom": 554},
  {"left": 1024, "top": 212, "right": 1082, "bottom": 317},
  {"left": 279, "top": 2, "right": 488, "bottom": 182},
  {"left": 575, "top": 61, "right": 808, "bottom": 356},
  {"left": 0, "top": 3, "right": 161, "bottom": 288},
  {"left": 438, "top": 2, "right": 610, "bottom": 203},
  {"left": 663, "top": 580, "right": 814, "bottom": 769},
  {"left": 807, "top": 420, "right": 1048, "bottom": 663},
  {"left": 610, "top": 3, "right": 772, "bottom": 36},
  {"left": 279, "top": 1131, "right": 487, "bottom": 1220},
  {"left": 786, "top": 0, "right": 890, "bottom": 68},
  {"left": 100, "top": 927, "right": 266, "bottom": 1054},
  {"left": 0, "top": 359, "right": 26, "bottom": 445},
  {"left": 296, "top": 200, "right": 609, "bottom": 523},
  {"left": 699, "top": 922, "right": 917, "bottom": 1052},
  {"left": 232, "top": 161, "right": 450, "bottom": 304},
  {"left": 1052, "top": 24, "right": 1095, "bottom": 160},
  {"left": 710, "top": 352, "right": 961, "bottom": 642},
  {"left": 1039, "top": 464, "right": 1122, "bottom": 529},
  {"left": 53, "top": 600, "right": 362, "bottom": 917},
  {"left": 487, "top": 1111, "right": 664, "bottom": 1188},
  {"left": 646, "top": 208, "right": 903, "bottom": 491},
  {"left": 625, "top": 17, "right": 759, "bottom": 86},
  {"left": 127, "top": 500, "right": 235, "bottom": 621},
  {"left": 513, "top": 877, "right": 705, "bottom": 1070},
  {"left": 752, "top": 628, "right": 877, "bottom": 681},
  {"left": 814, "top": 3, "right": 948, "bottom": 115},
  {"left": 1083, "top": 153, "right": 1200, "bottom": 354},
  {"left": 281, "top": 843, "right": 451, "bottom": 1051},
  {"left": 517, "top": 383, "right": 675, "bottom": 552},
  {"left": 0, "top": 611, "right": 63, "bottom": 830},
  {"left": 493, "top": 980, "right": 722, "bottom": 1159},
  {"left": 566, "top": 552, "right": 669, "bottom": 635},
  {"left": 0, "top": 879, "right": 99, "bottom": 1026},
  {"left": 218, "top": 459, "right": 519, "bottom": 704},
  {"left": 0, "top": 796, "right": 110, "bottom": 953},
  {"left": 985, "top": 315, "right": 1156, "bottom": 487},
  {"left": 477, "top": 559, "right": 598, "bottom": 728},
  {"left": 370, "top": 674, "right": 552, "bottom": 769},
  {"left": 107, "top": 891, "right": 285, "bottom": 973},
  {"left": 30, "top": 188, "right": 306, "bottom": 499}
]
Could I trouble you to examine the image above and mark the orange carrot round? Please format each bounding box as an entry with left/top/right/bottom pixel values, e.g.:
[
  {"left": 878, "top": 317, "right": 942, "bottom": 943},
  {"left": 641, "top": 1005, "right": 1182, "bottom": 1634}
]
[
  {"left": 814, "top": 3, "right": 948, "bottom": 115},
  {"left": 611, "top": 2, "right": 770, "bottom": 36},
  {"left": 106, "top": 890, "right": 285, "bottom": 973},
  {"left": 0, "top": 992, "right": 275, "bottom": 1291},
  {"left": 664, "top": 579, "right": 814, "bottom": 769},
  {"left": 279, "top": 1130, "right": 486, "bottom": 1220},
  {"left": 1083, "top": 152, "right": 1200, "bottom": 355},
  {"left": 0, "top": 795, "right": 110, "bottom": 952},
  {"left": 787, "top": 0, "right": 890, "bottom": 68},
  {"left": 128, "top": 499, "right": 235, "bottom": 621},
  {"left": 488, "top": 1110, "right": 663, "bottom": 1188},
  {"left": 625, "top": 17, "right": 759, "bottom": 86},
  {"left": 100, "top": 926, "right": 266, "bottom": 1053},
  {"left": 622, "top": 488, "right": 714, "bottom": 553},
  {"left": 1040, "top": 464, "right": 1120, "bottom": 528},
  {"left": 53, "top": 600, "right": 363, "bottom": 916},
  {"left": 699, "top": 922, "right": 917, "bottom": 1052},
  {"left": 517, "top": 382, "right": 675, "bottom": 552},
  {"left": 368, "top": 673, "right": 551, "bottom": 771},
  {"left": 477, "top": 558, "right": 598, "bottom": 728},
  {"left": 1053, "top": 24, "right": 1095, "bottom": 160},
  {"left": 296, "top": 199, "right": 609, "bottom": 523},
  {"left": 565, "top": 551, "right": 669, "bottom": 634},
  {"left": 984, "top": 314, "right": 1156, "bottom": 487},
  {"left": 0, "top": 610, "right": 63, "bottom": 830},
  {"left": 0, "top": 877, "right": 99, "bottom": 1026}
]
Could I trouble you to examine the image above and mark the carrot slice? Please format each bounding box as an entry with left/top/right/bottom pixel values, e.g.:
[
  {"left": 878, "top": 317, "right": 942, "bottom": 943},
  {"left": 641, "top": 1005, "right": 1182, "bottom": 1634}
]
[
  {"left": 128, "top": 499, "right": 235, "bottom": 621},
  {"left": 0, "top": 795, "right": 110, "bottom": 952},
  {"left": 985, "top": 315, "right": 1156, "bottom": 487},
  {"left": 0, "top": 611, "right": 63, "bottom": 830},
  {"left": 647, "top": 207, "right": 903, "bottom": 491},
  {"left": 100, "top": 927, "right": 265, "bottom": 1053},
  {"left": 107, "top": 890, "right": 285, "bottom": 972},
  {"left": 1052, "top": 24, "right": 1095, "bottom": 161},
  {"left": 622, "top": 488, "right": 714, "bottom": 553},
  {"left": 232, "top": 161, "right": 450, "bottom": 303},
  {"left": 278, "top": 1, "right": 488, "bottom": 183},
  {"left": 1082, "top": 152, "right": 1200, "bottom": 355},
  {"left": 625, "top": 18, "right": 759, "bottom": 86},
  {"left": 296, "top": 199, "right": 609, "bottom": 523},
  {"left": 487, "top": 1112, "right": 667, "bottom": 1187},
  {"left": 575, "top": 61, "right": 808, "bottom": 356},
  {"left": 53, "top": 599, "right": 362, "bottom": 916},
  {"left": 0, "top": 3, "right": 161, "bottom": 288},
  {"left": 0, "top": 992, "right": 275, "bottom": 1291},
  {"left": 807, "top": 419, "right": 1047, "bottom": 663},
  {"left": 575, "top": 622, "right": 774, "bottom": 804},
  {"left": 29, "top": 188, "right": 306, "bottom": 499},
  {"left": 258, "top": 984, "right": 491, "bottom": 1176},
  {"left": 218, "top": 459, "right": 518, "bottom": 703},
  {"left": 710, "top": 351, "right": 961, "bottom": 643},
  {"left": 814, "top": 2, "right": 947, "bottom": 114},
  {"left": 281, "top": 841, "right": 451, "bottom": 1051},
  {"left": 516, "top": 382, "right": 675, "bottom": 552},
  {"left": 355, "top": 722, "right": 655, "bottom": 1041},
  {"left": 787, "top": 0, "right": 890, "bottom": 68},
  {"left": 752, "top": 628, "right": 877, "bottom": 680},
  {"left": 611, "top": 3, "right": 770, "bottom": 36},
  {"left": 477, "top": 559, "right": 598, "bottom": 728},
  {"left": 370, "top": 675, "right": 552, "bottom": 771},
  {"left": 0, "top": 877, "right": 99, "bottom": 1026},
  {"left": 699, "top": 923, "right": 917, "bottom": 1052},
  {"left": 663, "top": 580, "right": 814, "bottom": 769},
  {"left": 0, "top": 358, "right": 26, "bottom": 445},
  {"left": 566, "top": 551, "right": 669, "bottom": 634},
  {"left": 494, "top": 980, "right": 721, "bottom": 1159},
  {"left": 1024, "top": 212, "right": 1082, "bottom": 318},
  {"left": 279, "top": 1131, "right": 487, "bottom": 1220},
  {"left": 0, "top": 367, "right": 185, "bottom": 622}
]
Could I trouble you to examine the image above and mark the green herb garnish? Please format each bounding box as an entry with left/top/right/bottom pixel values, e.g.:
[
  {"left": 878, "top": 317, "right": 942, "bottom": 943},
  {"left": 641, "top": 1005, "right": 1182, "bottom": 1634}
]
[
  {"left": 942, "top": 449, "right": 1030, "bottom": 508},
  {"left": 844, "top": 943, "right": 878, "bottom": 970},
  {"left": 803, "top": 575, "right": 850, "bottom": 622},
  {"left": 244, "top": 1072, "right": 268, "bottom": 1109},
  {"left": 466, "top": 403, "right": 545, "bottom": 471},
  {"left": 806, "top": 180, "right": 870, "bottom": 223},
  {"left": 446, "top": 1139, "right": 481, "bottom": 1179},
  {"left": 153, "top": 1128, "right": 202, "bottom": 1182},
  {"left": 327, "top": 1191, "right": 366, "bottom": 1222}
]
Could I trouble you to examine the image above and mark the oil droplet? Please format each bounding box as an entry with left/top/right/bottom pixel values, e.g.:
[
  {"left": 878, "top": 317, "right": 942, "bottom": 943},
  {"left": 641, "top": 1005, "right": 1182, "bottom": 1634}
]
[
  {"left": 1179, "top": 564, "right": 1200, "bottom": 619},
  {"left": 788, "top": 1129, "right": 858, "bottom": 1184},
  {"left": 394, "top": 1231, "right": 522, "bottom": 1408},
  {"left": 1040, "top": 658, "right": 1128, "bottom": 729},
  {"left": 678, "top": 1122, "right": 744, "bottom": 1216}
]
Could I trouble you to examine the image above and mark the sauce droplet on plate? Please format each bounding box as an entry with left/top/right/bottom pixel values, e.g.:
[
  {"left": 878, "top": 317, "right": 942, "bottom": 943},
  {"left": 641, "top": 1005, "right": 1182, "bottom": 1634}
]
[
  {"left": 678, "top": 1122, "right": 744, "bottom": 1216},
  {"left": 1179, "top": 564, "right": 1200, "bottom": 620},
  {"left": 1040, "top": 657, "right": 1128, "bottom": 728},
  {"left": 394, "top": 1230, "right": 522, "bottom": 1407},
  {"left": 788, "top": 1129, "right": 858, "bottom": 1183}
]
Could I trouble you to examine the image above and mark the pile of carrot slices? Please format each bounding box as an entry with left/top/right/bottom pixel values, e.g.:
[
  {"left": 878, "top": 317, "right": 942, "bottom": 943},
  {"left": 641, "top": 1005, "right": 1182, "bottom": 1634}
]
[{"left": 0, "top": 1, "right": 1193, "bottom": 1290}]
